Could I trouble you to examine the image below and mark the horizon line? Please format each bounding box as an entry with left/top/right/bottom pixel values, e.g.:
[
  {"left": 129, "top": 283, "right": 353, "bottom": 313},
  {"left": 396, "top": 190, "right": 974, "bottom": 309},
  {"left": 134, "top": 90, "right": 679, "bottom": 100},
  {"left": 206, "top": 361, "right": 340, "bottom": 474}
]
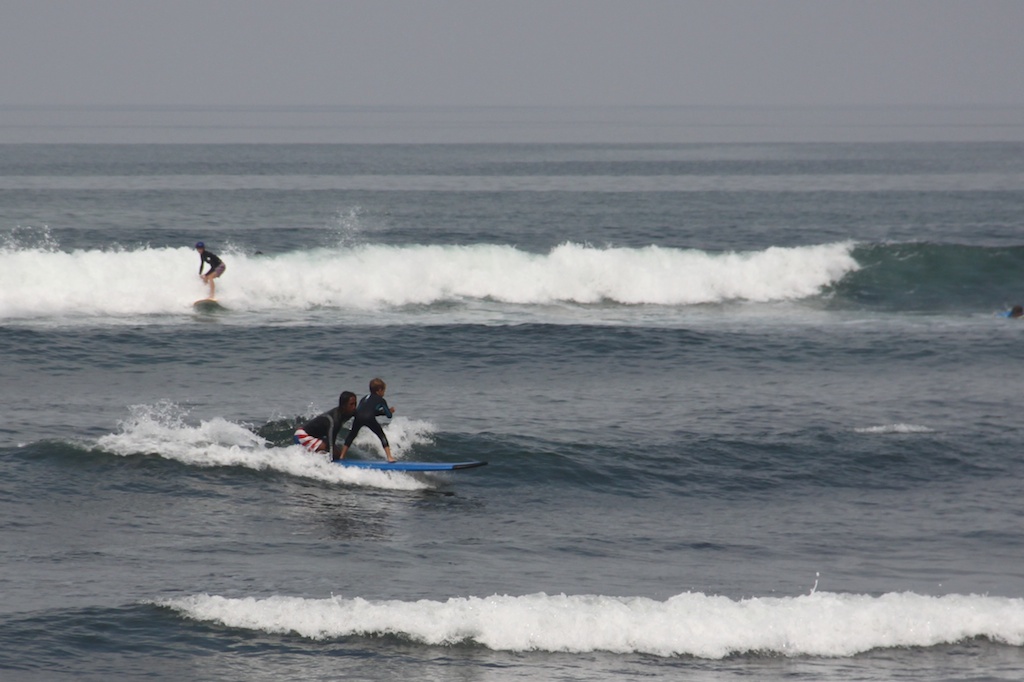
[{"left": 3, "top": 103, "right": 1023, "bottom": 112}]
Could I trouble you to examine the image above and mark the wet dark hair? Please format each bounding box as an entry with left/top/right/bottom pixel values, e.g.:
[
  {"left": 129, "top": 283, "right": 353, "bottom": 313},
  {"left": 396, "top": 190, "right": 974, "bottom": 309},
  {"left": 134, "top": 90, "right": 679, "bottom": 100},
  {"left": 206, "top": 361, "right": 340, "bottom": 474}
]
[{"left": 338, "top": 391, "right": 357, "bottom": 409}]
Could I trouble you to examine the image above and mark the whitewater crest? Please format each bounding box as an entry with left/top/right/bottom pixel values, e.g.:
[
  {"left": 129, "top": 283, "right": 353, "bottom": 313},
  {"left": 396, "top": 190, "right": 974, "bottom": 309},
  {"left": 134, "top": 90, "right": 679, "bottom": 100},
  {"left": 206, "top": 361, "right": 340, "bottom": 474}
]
[
  {"left": 95, "top": 402, "right": 438, "bottom": 491},
  {"left": 0, "top": 241, "right": 859, "bottom": 320},
  {"left": 159, "top": 590, "right": 1024, "bottom": 659}
]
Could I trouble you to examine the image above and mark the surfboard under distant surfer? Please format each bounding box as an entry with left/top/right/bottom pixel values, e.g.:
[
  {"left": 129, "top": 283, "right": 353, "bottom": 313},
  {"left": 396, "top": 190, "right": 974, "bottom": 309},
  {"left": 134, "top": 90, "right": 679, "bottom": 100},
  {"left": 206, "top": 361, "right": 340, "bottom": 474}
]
[{"left": 192, "top": 298, "right": 226, "bottom": 312}]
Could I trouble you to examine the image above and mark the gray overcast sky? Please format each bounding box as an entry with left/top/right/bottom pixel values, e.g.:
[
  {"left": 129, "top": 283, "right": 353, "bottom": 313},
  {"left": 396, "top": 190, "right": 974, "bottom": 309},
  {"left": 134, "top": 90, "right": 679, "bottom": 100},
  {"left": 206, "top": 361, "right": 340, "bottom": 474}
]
[{"left": 2, "top": 0, "right": 1023, "bottom": 108}]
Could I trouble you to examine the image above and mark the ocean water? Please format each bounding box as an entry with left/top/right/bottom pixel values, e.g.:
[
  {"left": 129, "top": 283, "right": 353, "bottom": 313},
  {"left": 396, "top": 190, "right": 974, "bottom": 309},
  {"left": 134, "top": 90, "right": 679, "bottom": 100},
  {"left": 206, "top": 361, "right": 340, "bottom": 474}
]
[{"left": 3, "top": 108, "right": 1024, "bottom": 680}]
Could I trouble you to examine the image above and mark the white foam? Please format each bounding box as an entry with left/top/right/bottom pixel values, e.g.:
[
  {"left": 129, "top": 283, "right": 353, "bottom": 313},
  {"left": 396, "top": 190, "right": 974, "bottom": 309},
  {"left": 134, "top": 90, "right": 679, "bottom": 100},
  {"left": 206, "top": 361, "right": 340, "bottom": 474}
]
[
  {"left": 159, "top": 590, "right": 1024, "bottom": 658},
  {"left": 0, "top": 241, "right": 859, "bottom": 321},
  {"left": 95, "top": 402, "right": 437, "bottom": 491},
  {"left": 855, "top": 424, "right": 935, "bottom": 434}
]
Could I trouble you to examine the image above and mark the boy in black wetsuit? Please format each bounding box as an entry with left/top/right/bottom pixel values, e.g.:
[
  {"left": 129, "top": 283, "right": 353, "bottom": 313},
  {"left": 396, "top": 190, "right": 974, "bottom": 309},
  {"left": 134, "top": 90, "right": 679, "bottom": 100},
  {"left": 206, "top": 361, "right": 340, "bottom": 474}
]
[
  {"left": 195, "top": 241, "right": 226, "bottom": 298},
  {"left": 337, "top": 378, "right": 397, "bottom": 462},
  {"left": 294, "top": 391, "right": 358, "bottom": 460}
]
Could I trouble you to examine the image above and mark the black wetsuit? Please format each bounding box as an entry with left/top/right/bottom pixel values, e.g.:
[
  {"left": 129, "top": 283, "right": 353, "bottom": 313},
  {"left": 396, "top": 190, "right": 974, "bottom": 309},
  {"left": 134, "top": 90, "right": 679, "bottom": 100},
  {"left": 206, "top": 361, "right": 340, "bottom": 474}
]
[
  {"left": 297, "top": 407, "right": 353, "bottom": 452},
  {"left": 199, "top": 250, "right": 224, "bottom": 276},
  {"left": 342, "top": 393, "right": 393, "bottom": 449}
]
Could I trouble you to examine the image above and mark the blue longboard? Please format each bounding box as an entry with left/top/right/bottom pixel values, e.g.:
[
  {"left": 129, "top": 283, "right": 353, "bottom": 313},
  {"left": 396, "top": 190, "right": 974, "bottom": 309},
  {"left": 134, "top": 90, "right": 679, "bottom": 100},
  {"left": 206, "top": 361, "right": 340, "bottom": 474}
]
[{"left": 333, "top": 459, "right": 487, "bottom": 472}]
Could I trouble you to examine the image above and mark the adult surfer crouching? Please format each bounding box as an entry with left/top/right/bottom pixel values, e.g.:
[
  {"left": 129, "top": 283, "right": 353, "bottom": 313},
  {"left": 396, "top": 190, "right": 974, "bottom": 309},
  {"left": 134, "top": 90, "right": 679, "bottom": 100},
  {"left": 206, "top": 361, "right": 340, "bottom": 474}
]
[{"left": 294, "top": 391, "right": 358, "bottom": 460}]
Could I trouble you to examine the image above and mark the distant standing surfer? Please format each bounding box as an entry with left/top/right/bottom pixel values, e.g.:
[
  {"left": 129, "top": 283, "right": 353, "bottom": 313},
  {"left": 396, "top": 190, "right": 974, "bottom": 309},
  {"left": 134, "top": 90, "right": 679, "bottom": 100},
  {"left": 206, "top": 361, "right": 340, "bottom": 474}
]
[
  {"left": 337, "top": 378, "right": 397, "bottom": 462},
  {"left": 195, "top": 241, "right": 226, "bottom": 299}
]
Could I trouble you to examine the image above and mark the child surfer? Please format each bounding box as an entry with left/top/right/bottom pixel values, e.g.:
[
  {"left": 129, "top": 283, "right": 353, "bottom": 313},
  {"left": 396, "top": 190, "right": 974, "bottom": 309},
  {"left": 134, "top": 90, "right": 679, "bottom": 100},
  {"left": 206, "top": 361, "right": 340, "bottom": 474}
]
[{"left": 336, "top": 378, "right": 397, "bottom": 462}]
